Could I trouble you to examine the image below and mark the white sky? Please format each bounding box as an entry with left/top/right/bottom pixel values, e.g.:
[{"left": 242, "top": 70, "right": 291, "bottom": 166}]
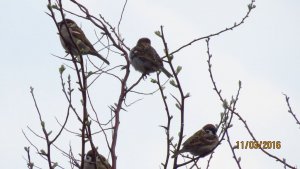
[{"left": 0, "top": 0, "right": 299, "bottom": 169}]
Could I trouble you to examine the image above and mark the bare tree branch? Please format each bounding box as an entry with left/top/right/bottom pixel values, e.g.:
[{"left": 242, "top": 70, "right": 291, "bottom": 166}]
[
  {"left": 169, "top": 0, "right": 256, "bottom": 56},
  {"left": 283, "top": 93, "right": 300, "bottom": 127}
]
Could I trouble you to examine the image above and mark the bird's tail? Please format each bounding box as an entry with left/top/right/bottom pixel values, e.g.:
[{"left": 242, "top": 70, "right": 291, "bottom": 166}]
[
  {"left": 91, "top": 52, "right": 110, "bottom": 65},
  {"left": 161, "top": 67, "right": 173, "bottom": 78}
]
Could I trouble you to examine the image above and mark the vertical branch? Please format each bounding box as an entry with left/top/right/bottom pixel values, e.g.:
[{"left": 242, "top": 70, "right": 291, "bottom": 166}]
[
  {"left": 47, "top": 0, "right": 91, "bottom": 167},
  {"left": 87, "top": 89, "right": 112, "bottom": 151},
  {"left": 57, "top": 5, "right": 87, "bottom": 165},
  {"left": 225, "top": 131, "right": 242, "bottom": 169},
  {"left": 117, "top": 0, "right": 128, "bottom": 37},
  {"left": 82, "top": 61, "right": 104, "bottom": 168},
  {"left": 110, "top": 62, "right": 130, "bottom": 169},
  {"left": 156, "top": 73, "right": 172, "bottom": 169},
  {"left": 58, "top": 1, "right": 132, "bottom": 168},
  {"left": 79, "top": 58, "right": 88, "bottom": 169},
  {"left": 205, "top": 38, "right": 242, "bottom": 168},
  {"left": 30, "top": 87, "right": 53, "bottom": 169},
  {"left": 159, "top": 26, "right": 188, "bottom": 169},
  {"left": 24, "top": 147, "right": 34, "bottom": 169}
]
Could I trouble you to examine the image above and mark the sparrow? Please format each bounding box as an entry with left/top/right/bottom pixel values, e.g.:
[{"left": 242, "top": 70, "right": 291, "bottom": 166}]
[
  {"left": 57, "top": 19, "right": 110, "bottom": 65},
  {"left": 172, "top": 124, "right": 219, "bottom": 158},
  {"left": 83, "top": 149, "right": 111, "bottom": 169},
  {"left": 129, "top": 38, "right": 173, "bottom": 78}
]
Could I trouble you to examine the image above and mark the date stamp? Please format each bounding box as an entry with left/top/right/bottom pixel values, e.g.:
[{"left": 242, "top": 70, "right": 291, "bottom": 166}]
[{"left": 236, "top": 141, "right": 281, "bottom": 149}]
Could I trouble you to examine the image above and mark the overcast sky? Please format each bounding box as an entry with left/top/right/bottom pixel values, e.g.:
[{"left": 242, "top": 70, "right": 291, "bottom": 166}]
[{"left": 1, "top": 0, "right": 299, "bottom": 169}]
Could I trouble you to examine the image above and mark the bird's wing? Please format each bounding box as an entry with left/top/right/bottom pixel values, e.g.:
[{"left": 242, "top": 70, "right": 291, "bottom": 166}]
[
  {"left": 139, "top": 46, "right": 163, "bottom": 67},
  {"left": 98, "top": 154, "right": 112, "bottom": 169},
  {"left": 131, "top": 47, "right": 156, "bottom": 64},
  {"left": 183, "top": 130, "right": 217, "bottom": 148},
  {"left": 183, "top": 130, "right": 205, "bottom": 147},
  {"left": 69, "top": 24, "right": 95, "bottom": 49},
  {"left": 130, "top": 46, "right": 143, "bottom": 58},
  {"left": 148, "top": 46, "right": 163, "bottom": 66}
]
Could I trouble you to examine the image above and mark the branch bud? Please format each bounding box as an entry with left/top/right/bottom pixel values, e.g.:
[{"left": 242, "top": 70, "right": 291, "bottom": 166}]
[
  {"left": 59, "top": 65, "right": 66, "bottom": 74},
  {"left": 176, "top": 66, "right": 182, "bottom": 75},
  {"left": 154, "top": 31, "right": 162, "bottom": 37},
  {"left": 170, "top": 80, "right": 178, "bottom": 88}
]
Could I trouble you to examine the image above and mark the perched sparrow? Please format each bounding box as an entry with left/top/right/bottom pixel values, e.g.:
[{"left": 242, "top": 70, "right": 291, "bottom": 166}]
[
  {"left": 57, "top": 19, "right": 110, "bottom": 65},
  {"left": 172, "top": 124, "right": 219, "bottom": 158},
  {"left": 83, "top": 149, "right": 111, "bottom": 169},
  {"left": 129, "top": 38, "right": 173, "bottom": 78}
]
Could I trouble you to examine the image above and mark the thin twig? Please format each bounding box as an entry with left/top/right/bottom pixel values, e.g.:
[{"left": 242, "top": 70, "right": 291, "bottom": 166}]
[
  {"left": 232, "top": 111, "right": 296, "bottom": 169},
  {"left": 24, "top": 147, "right": 34, "bottom": 169},
  {"left": 226, "top": 131, "right": 242, "bottom": 169},
  {"left": 117, "top": 0, "right": 128, "bottom": 37},
  {"left": 156, "top": 73, "right": 172, "bottom": 169},
  {"left": 283, "top": 93, "right": 300, "bottom": 127},
  {"left": 159, "top": 26, "right": 187, "bottom": 169},
  {"left": 169, "top": 0, "right": 256, "bottom": 56},
  {"left": 30, "top": 87, "right": 53, "bottom": 169},
  {"left": 205, "top": 38, "right": 241, "bottom": 168}
]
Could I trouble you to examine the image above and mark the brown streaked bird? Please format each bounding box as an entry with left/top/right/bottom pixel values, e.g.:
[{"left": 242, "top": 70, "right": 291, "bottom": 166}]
[
  {"left": 172, "top": 124, "right": 219, "bottom": 158},
  {"left": 83, "top": 149, "right": 111, "bottom": 169},
  {"left": 57, "top": 19, "right": 110, "bottom": 65},
  {"left": 129, "top": 37, "right": 173, "bottom": 78}
]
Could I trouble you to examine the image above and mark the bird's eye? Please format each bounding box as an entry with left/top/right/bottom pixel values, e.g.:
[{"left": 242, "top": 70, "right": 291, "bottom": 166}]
[
  {"left": 96, "top": 156, "right": 102, "bottom": 162},
  {"left": 85, "top": 156, "right": 92, "bottom": 162},
  {"left": 205, "top": 130, "right": 213, "bottom": 135}
]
